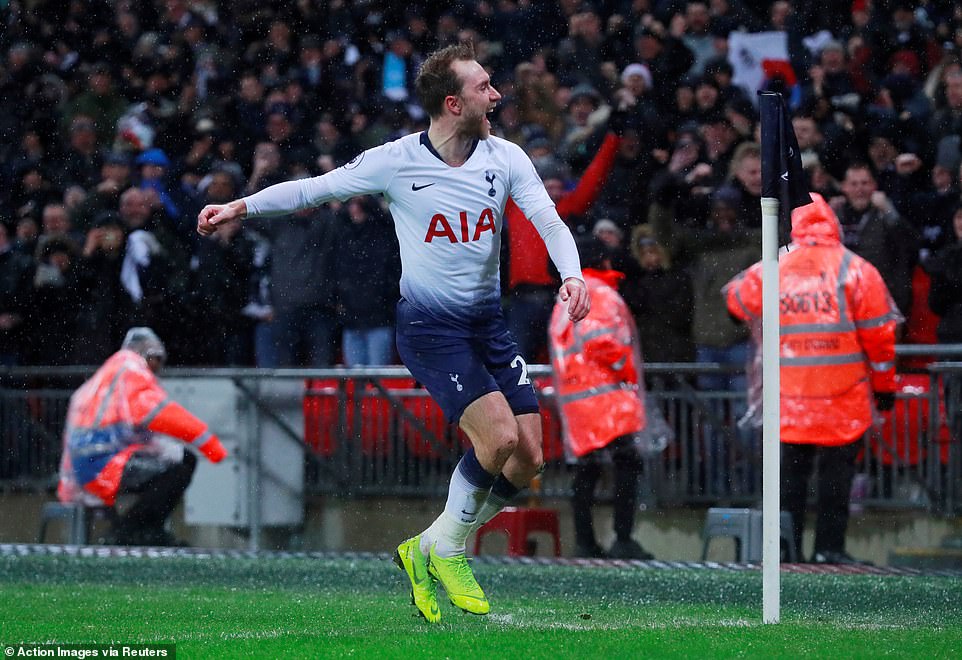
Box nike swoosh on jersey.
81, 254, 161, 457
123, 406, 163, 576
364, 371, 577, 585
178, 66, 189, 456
411, 182, 436, 191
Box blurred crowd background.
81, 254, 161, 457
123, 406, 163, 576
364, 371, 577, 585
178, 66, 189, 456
2, 0, 962, 370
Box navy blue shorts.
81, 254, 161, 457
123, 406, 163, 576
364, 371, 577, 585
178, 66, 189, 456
395, 299, 540, 423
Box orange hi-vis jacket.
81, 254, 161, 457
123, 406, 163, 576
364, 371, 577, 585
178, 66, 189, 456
549, 268, 646, 458
57, 349, 227, 506
724, 193, 899, 446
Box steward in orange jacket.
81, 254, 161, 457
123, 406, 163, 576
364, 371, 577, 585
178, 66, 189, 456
724, 193, 900, 564
57, 327, 227, 545
548, 236, 653, 560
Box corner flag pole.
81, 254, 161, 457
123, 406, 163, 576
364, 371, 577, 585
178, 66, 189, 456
758, 91, 809, 625
760, 193, 780, 625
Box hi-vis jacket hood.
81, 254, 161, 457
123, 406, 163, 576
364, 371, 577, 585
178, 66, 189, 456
789, 192, 842, 247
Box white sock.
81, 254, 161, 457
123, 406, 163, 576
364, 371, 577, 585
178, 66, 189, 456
420, 451, 495, 557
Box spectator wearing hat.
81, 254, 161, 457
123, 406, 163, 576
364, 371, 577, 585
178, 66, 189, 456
592, 218, 634, 275
831, 162, 920, 318
560, 83, 609, 173
135, 147, 189, 234
800, 39, 861, 123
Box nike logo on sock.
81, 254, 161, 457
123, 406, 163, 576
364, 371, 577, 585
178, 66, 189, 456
412, 182, 435, 191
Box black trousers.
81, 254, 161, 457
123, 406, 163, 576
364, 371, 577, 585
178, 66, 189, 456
571, 435, 642, 547
781, 440, 861, 559
115, 450, 197, 540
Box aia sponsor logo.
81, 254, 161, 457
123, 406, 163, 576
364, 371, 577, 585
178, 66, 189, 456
424, 208, 496, 243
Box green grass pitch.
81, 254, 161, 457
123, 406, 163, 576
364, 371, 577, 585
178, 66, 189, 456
1, 552, 960, 658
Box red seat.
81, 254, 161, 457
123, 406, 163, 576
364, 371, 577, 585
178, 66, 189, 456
873, 374, 950, 466
473, 506, 561, 556
302, 378, 341, 457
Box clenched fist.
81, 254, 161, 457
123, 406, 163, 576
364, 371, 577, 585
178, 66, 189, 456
197, 200, 246, 236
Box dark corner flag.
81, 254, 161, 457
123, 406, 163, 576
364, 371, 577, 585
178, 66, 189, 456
758, 91, 810, 246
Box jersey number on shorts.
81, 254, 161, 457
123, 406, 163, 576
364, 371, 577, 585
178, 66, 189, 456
511, 355, 530, 386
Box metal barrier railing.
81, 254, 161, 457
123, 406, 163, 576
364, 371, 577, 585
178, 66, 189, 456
2, 356, 960, 515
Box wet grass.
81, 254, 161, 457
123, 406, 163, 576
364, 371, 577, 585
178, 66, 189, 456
0, 554, 960, 658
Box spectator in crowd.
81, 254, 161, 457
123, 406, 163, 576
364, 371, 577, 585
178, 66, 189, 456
649, 172, 759, 392
592, 218, 632, 275
679, 0, 722, 77
74, 212, 133, 365
59, 62, 128, 149
560, 84, 609, 173
189, 172, 259, 366
549, 235, 654, 560
246, 203, 338, 368
55, 115, 105, 191
621, 225, 694, 367
38, 202, 84, 251
929, 69, 962, 143
928, 204, 962, 343
725, 194, 899, 564
0, 222, 36, 366
134, 148, 185, 230
714, 142, 763, 228
26, 236, 80, 366
73, 151, 134, 231
900, 136, 961, 263
57, 327, 228, 546
831, 162, 919, 318
330, 197, 401, 367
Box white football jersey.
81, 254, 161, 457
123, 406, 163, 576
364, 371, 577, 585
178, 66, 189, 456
243, 132, 581, 323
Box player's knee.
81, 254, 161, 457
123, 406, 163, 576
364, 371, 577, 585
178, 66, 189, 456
494, 434, 519, 464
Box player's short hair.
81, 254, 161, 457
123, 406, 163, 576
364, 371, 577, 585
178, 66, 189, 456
415, 41, 476, 118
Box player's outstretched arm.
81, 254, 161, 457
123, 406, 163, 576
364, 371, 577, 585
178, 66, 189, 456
559, 277, 590, 322
197, 199, 247, 236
